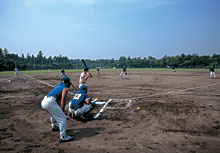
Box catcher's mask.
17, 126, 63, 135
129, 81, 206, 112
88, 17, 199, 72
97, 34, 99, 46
79, 85, 88, 93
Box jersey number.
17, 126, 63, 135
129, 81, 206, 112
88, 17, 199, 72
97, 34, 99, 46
73, 94, 82, 100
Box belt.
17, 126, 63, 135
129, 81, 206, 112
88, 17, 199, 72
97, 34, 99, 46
46, 95, 56, 100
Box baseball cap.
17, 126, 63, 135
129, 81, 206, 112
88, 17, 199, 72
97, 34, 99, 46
62, 76, 72, 84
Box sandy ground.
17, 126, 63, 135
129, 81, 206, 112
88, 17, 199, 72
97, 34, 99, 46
0, 70, 220, 153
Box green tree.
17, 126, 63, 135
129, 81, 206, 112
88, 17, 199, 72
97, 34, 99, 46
0, 48, 4, 59
3, 48, 8, 58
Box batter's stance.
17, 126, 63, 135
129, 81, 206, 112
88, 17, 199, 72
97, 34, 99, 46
41, 76, 74, 142
79, 66, 92, 88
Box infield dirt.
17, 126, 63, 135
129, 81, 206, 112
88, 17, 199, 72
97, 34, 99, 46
0, 70, 219, 153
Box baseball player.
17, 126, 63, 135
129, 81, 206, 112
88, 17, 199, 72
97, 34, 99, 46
68, 85, 95, 120
172, 66, 176, 75
209, 67, 216, 79
41, 76, 74, 142
58, 69, 66, 80
14, 67, 19, 79
79, 66, 92, 88
119, 66, 127, 77
96, 67, 100, 75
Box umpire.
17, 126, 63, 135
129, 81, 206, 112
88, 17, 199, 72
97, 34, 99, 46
41, 76, 74, 142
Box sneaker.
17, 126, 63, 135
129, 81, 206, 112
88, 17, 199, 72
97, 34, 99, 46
52, 125, 59, 132
60, 135, 74, 142
69, 113, 75, 118
79, 115, 89, 120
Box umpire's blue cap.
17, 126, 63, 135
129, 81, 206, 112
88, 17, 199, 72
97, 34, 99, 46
61, 76, 72, 86
61, 76, 71, 81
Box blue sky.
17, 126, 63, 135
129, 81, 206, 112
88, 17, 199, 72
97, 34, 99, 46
0, 0, 219, 59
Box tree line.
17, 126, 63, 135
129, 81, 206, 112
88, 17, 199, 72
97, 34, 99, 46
0, 48, 219, 71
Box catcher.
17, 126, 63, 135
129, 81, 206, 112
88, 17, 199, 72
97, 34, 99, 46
68, 85, 95, 120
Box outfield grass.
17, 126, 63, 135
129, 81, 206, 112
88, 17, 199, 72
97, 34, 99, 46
0, 68, 218, 75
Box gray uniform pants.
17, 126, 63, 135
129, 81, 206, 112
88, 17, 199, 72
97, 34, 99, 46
69, 102, 95, 117
41, 96, 66, 138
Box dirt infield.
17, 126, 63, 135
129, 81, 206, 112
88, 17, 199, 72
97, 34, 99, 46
0, 70, 220, 153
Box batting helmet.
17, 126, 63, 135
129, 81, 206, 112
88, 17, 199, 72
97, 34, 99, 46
84, 66, 89, 71
61, 69, 65, 73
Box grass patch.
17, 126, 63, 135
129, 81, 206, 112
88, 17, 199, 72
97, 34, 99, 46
0, 68, 218, 75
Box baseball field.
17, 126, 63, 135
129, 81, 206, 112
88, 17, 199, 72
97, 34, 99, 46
0, 69, 219, 153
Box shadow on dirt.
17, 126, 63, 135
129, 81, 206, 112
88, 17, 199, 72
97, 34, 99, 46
67, 127, 105, 141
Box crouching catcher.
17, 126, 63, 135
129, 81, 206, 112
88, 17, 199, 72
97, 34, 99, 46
69, 85, 95, 120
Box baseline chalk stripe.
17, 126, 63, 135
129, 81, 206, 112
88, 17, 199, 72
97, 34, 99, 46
0, 78, 13, 82
24, 74, 55, 88
105, 99, 132, 110
125, 82, 220, 108
23, 74, 75, 95
23, 73, 220, 110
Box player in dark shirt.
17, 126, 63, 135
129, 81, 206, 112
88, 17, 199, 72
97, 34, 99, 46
172, 66, 176, 75
119, 66, 127, 77
209, 67, 216, 79
69, 85, 95, 119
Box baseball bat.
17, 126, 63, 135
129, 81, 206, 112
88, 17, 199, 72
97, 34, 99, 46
81, 59, 92, 77
81, 59, 88, 68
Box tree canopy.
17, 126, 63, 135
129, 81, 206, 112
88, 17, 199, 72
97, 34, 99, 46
0, 48, 219, 71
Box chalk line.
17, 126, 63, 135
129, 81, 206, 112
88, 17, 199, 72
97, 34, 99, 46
125, 82, 220, 108
23, 73, 220, 110
23, 74, 75, 95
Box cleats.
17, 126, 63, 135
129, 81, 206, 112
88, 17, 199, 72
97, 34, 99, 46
60, 135, 74, 142
52, 125, 59, 132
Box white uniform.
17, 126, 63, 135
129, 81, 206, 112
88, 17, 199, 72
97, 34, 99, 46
41, 96, 66, 138
119, 67, 127, 77
58, 73, 65, 80
79, 72, 88, 88
14, 68, 19, 78
210, 67, 216, 79
210, 72, 216, 78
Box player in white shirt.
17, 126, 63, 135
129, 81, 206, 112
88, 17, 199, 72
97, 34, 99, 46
79, 66, 92, 88
14, 67, 19, 79
58, 69, 66, 80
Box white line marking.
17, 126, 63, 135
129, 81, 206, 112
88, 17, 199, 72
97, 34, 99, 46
23, 74, 75, 95
99, 99, 112, 113
23, 73, 220, 110
125, 82, 220, 108
0, 78, 11, 82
